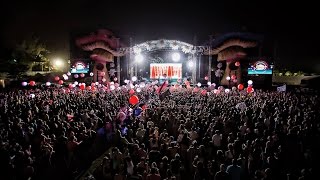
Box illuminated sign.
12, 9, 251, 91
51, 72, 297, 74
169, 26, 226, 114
248, 61, 272, 75
150, 63, 182, 79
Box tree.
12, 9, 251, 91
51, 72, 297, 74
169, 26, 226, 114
3, 36, 50, 79
285, 71, 292, 76
296, 71, 305, 76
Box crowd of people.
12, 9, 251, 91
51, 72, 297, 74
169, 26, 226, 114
0, 83, 319, 180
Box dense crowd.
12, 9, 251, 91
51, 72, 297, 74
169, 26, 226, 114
0, 85, 319, 180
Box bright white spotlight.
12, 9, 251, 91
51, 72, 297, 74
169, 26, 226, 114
225, 89, 230, 93
197, 82, 201, 87
226, 76, 231, 81
248, 80, 253, 85
188, 61, 194, 68
132, 76, 137, 82
135, 54, 144, 62
172, 52, 180, 62
133, 47, 141, 54
207, 82, 212, 86
53, 58, 64, 67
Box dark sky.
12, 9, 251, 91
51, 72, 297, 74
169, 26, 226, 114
1, 0, 319, 72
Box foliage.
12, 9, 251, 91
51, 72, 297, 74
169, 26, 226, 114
1, 36, 50, 79
13, 36, 50, 63
285, 71, 292, 76
273, 69, 305, 77
296, 71, 305, 76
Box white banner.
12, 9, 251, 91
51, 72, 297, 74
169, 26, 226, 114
150, 63, 182, 79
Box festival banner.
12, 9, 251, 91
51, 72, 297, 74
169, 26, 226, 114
150, 63, 182, 79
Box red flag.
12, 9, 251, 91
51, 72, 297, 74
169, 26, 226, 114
156, 80, 168, 95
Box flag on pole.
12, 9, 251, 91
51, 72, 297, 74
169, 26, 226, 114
277, 84, 286, 92
156, 80, 168, 95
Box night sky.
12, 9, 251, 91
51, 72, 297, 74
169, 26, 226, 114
1, 0, 319, 72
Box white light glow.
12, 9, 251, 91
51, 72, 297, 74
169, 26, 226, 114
133, 47, 141, 54
172, 52, 181, 62
226, 76, 231, 81
197, 82, 201, 87
188, 61, 194, 68
132, 76, 137, 82
135, 54, 144, 62
207, 82, 212, 86
53, 58, 64, 67
248, 80, 253, 85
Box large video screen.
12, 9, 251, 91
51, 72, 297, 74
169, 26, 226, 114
70, 60, 90, 73
248, 61, 273, 75
150, 63, 182, 79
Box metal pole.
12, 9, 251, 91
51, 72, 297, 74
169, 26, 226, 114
117, 56, 120, 83
129, 37, 133, 79
135, 63, 137, 77
198, 55, 201, 79
192, 54, 196, 85
116, 38, 121, 83
208, 35, 213, 82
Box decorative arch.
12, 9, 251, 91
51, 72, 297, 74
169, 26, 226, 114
75, 30, 261, 85
129, 39, 196, 54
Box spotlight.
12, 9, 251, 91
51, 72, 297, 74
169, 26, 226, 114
248, 80, 253, 85
133, 47, 141, 54
172, 52, 180, 62
135, 54, 144, 62
188, 61, 194, 68
132, 76, 137, 82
